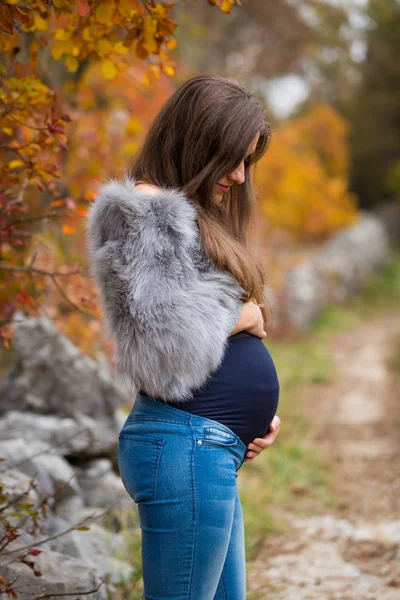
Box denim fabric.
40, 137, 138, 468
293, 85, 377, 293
118, 393, 248, 600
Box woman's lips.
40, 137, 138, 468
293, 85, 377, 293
218, 184, 231, 192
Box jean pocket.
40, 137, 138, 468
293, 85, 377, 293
118, 433, 164, 503
202, 426, 238, 447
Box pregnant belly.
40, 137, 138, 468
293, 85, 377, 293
168, 331, 280, 446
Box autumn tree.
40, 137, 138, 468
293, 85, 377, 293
0, 0, 241, 349
256, 104, 358, 240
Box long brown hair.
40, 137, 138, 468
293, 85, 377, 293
127, 74, 272, 326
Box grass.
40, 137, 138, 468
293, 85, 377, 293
109, 249, 400, 593
105, 508, 144, 600
391, 334, 400, 372
239, 335, 336, 561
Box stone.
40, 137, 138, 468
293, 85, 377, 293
0, 548, 107, 600
281, 212, 390, 329
0, 410, 120, 458
0, 314, 132, 428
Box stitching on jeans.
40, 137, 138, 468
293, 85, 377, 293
151, 439, 164, 502
118, 436, 164, 503
186, 415, 197, 599
190, 415, 197, 523
125, 416, 189, 425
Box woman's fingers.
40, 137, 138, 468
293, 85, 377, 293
245, 415, 282, 460
269, 415, 281, 431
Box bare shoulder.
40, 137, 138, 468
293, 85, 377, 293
134, 182, 164, 196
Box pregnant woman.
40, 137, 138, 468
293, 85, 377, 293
86, 74, 281, 600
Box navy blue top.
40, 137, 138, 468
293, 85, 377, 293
141, 331, 280, 446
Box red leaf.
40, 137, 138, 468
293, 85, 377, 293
0, 5, 14, 35
27, 548, 43, 556
74, 0, 91, 17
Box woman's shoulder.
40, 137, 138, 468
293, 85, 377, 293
86, 175, 198, 247
92, 176, 194, 214
134, 182, 164, 195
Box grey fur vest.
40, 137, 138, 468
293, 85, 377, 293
85, 176, 246, 402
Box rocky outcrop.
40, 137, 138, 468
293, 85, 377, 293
277, 212, 390, 330
0, 315, 135, 599
0, 314, 130, 421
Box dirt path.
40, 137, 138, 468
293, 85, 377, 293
247, 309, 400, 599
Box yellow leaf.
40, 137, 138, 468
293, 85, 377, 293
51, 41, 69, 60
101, 59, 117, 80
65, 55, 79, 72
150, 64, 160, 79
54, 29, 70, 41
9, 159, 24, 169
143, 72, 151, 88
159, 48, 170, 61
143, 15, 157, 34
115, 61, 128, 73
166, 39, 178, 50
143, 34, 157, 54
119, 0, 134, 13
82, 27, 93, 42
33, 13, 48, 31
2, 127, 13, 135
118, 0, 137, 18
163, 64, 175, 76
96, 4, 113, 24
150, 4, 168, 19
220, 0, 233, 13
126, 116, 142, 136
97, 39, 112, 57
114, 41, 128, 55
122, 141, 139, 155
88, 25, 98, 39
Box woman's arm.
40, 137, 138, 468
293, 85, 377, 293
85, 177, 247, 402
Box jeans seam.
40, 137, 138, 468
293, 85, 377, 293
190, 415, 197, 523
126, 416, 189, 425
187, 414, 197, 599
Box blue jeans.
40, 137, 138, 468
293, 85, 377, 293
118, 393, 248, 600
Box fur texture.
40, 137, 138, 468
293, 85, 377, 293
85, 176, 246, 402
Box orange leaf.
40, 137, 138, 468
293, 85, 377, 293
166, 39, 178, 50
62, 225, 76, 235
84, 189, 97, 201
12, 6, 31, 25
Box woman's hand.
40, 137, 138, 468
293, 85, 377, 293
231, 300, 266, 339
244, 415, 281, 462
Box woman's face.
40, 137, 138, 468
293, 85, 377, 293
213, 131, 261, 202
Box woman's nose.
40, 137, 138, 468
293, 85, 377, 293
227, 161, 245, 185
